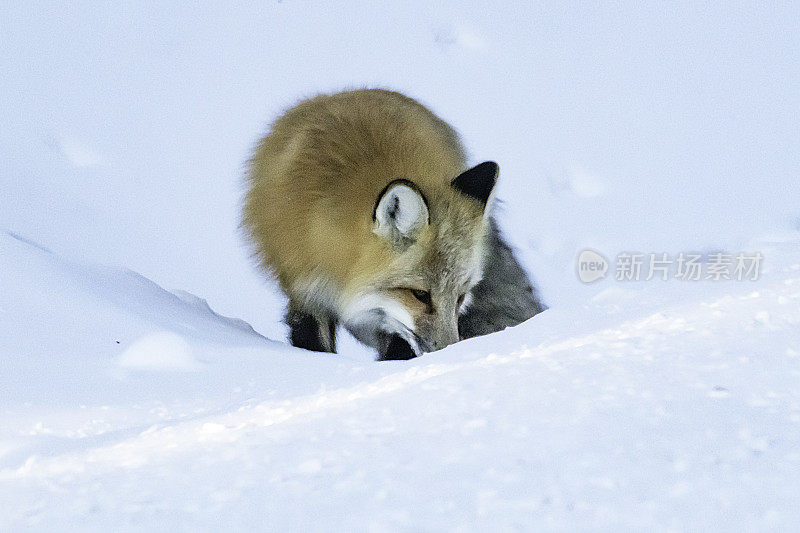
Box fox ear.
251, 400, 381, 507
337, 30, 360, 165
451, 161, 498, 208
374, 180, 429, 243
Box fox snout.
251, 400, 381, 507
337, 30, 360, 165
429, 329, 460, 351
414, 311, 461, 352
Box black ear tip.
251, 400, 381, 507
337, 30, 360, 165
481, 161, 499, 185
480, 161, 499, 173
450, 160, 499, 206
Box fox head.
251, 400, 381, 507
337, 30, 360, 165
343, 161, 498, 360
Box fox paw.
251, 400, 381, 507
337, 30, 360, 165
377, 333, 419, 361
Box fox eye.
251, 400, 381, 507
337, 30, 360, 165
410, 289, 432, 305
457, 293, 466, 307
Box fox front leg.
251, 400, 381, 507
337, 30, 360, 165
344, 308, 428, 361
376, 331, 417, 361
285, 306, 337, 353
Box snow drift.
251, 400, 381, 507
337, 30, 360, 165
2, 230, 799, 530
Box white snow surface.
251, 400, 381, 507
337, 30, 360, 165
2, 230, 800, 531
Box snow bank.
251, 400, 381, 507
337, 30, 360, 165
2, 231, 799, 530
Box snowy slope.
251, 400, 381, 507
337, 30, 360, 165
2, 230, 799, 531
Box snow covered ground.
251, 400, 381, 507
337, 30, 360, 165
2, 231, 800, 531
3, 2, 800, 531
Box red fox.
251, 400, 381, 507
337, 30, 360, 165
243, 89, 543, 360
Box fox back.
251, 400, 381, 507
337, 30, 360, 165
243, 89, 500, 359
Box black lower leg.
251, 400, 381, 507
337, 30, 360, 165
286, 308, 336, 353
377, 333, 417, 361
